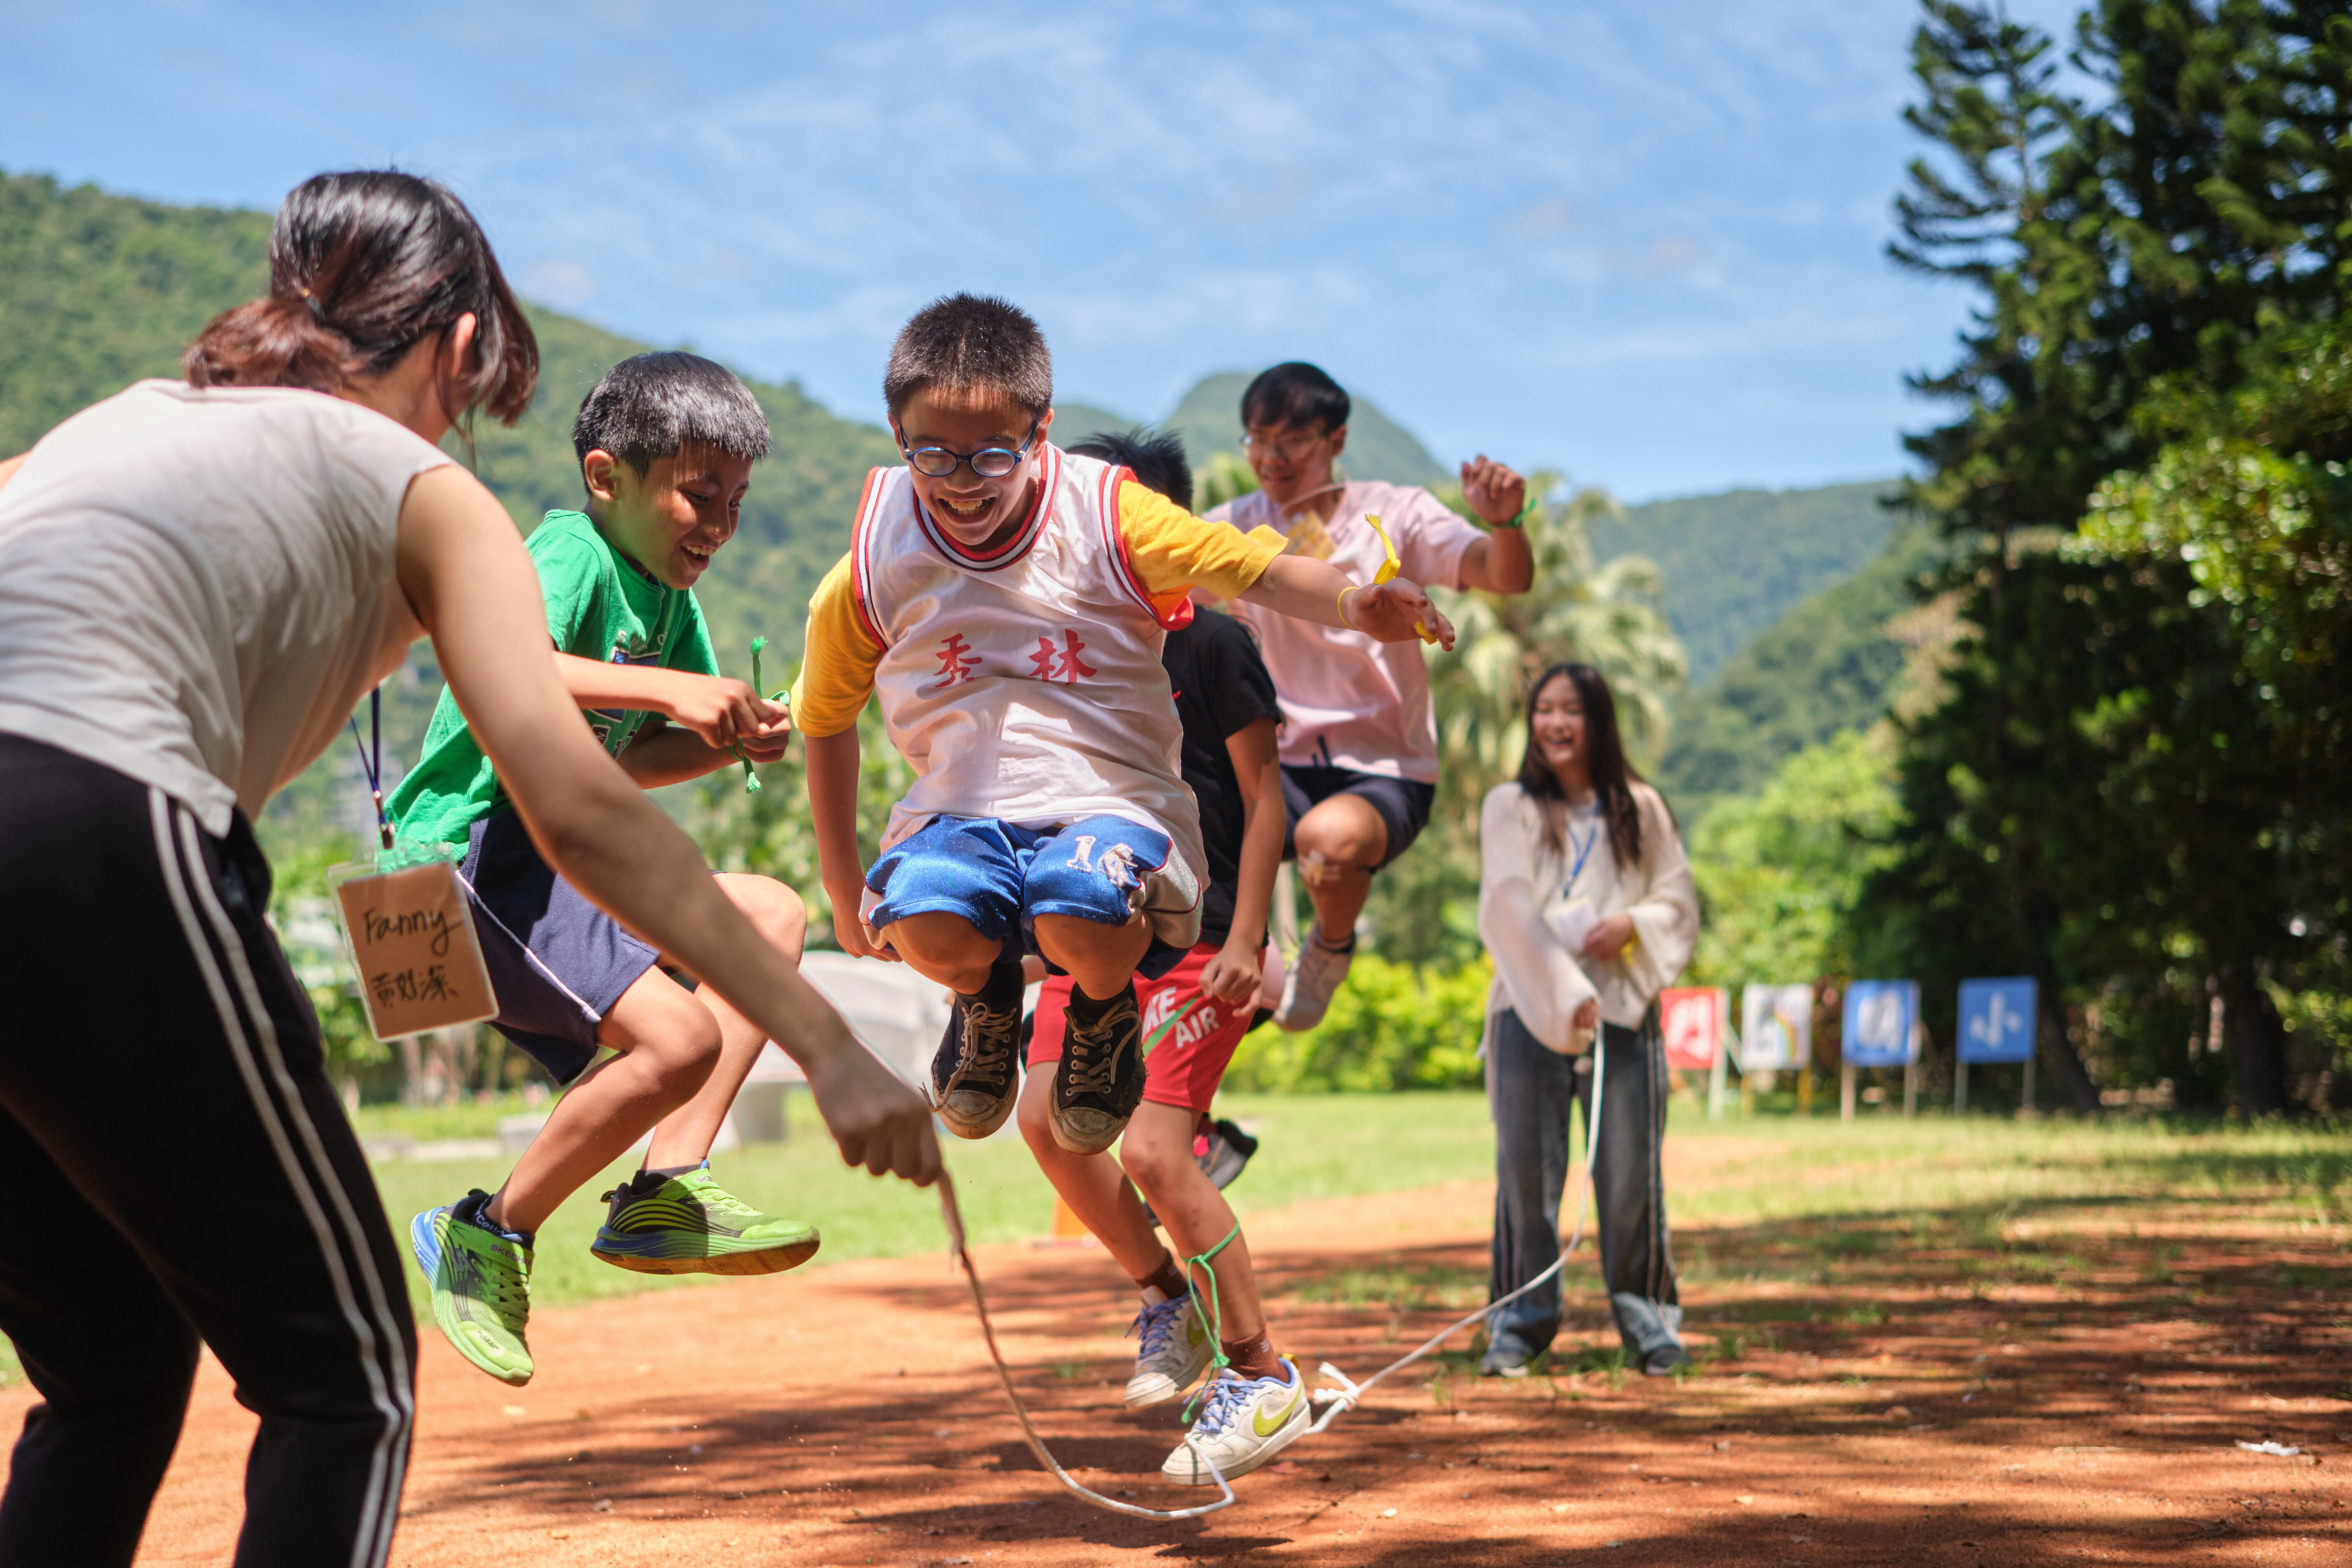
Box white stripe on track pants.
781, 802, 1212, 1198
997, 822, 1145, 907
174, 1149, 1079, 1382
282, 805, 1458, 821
0, 734, 416, 1568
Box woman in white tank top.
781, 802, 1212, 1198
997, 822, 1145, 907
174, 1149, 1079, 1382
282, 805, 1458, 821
0, 170, 936, 1568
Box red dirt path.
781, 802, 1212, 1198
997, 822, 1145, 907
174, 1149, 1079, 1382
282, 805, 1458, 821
6, 1171, 2345, 1566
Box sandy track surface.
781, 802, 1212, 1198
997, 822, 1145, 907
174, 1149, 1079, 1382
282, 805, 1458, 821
5, 1170, 2345, 1566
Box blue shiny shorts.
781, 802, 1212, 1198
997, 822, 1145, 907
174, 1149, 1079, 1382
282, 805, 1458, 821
866, 814, 1195, 979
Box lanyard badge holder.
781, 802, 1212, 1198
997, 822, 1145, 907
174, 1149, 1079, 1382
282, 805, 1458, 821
326, 689, 500, 1041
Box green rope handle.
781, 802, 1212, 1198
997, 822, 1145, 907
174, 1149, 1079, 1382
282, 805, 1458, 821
1178, 1219, 1243, 1423
734, 636, 790, 792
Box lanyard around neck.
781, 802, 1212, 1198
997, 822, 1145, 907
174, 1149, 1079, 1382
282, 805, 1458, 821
345, 687, 393, 851
1562, 811, 1600, 896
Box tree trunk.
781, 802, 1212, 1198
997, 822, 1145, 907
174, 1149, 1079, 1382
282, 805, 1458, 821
2219, 960, 2289, 1116
2035, 976, 2103, 1113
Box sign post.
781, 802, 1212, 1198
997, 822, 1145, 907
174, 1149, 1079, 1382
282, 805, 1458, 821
1739, 985, 1813, 1115
1661, 987, 1729, 1120
1957, 977, 2038, 1116
1841, 981, 1921, 1123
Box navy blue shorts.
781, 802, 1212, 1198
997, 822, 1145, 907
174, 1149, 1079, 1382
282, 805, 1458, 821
457, 810, 661, 1085
1281, 765, 1437, 870
866, 814, 1198, 980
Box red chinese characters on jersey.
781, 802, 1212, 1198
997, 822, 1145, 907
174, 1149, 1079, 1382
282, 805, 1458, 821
929, 633, 981, 692
1029, 630, 1097, 684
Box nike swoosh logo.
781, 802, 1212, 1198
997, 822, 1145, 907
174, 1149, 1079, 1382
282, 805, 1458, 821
1252, 1384, 1305, 1438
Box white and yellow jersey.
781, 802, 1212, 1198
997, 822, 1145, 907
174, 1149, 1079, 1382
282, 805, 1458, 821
795, 445, 1286, 889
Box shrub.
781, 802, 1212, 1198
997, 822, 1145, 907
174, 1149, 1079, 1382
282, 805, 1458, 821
1226, 955, 1492, 1093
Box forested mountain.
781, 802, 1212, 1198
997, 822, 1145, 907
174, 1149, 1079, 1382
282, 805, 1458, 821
1592, 479, 1903, 687
1655, 522, 1946, 816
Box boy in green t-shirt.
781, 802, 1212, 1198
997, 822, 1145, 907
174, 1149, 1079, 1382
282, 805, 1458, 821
389, 352, 811, 1387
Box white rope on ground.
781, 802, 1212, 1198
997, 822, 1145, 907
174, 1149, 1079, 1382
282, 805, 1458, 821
935, 1168, 1238, 1521
1306, 1030, 1605, 1433
938, 1031, 1609, 1521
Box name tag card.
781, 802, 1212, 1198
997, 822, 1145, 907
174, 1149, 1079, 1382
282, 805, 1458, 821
329, 853, 499, 1041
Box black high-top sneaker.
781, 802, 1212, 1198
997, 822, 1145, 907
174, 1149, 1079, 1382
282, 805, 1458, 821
1049, 980, 1145, 1153
930, 961, 1025, 1138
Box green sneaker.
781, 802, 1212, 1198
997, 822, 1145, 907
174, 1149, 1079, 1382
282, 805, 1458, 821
409, 1191, 534, 1386
590, 1166, 821, 1277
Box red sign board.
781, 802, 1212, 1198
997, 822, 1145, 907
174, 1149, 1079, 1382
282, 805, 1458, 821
1660, 986, 1726, 1071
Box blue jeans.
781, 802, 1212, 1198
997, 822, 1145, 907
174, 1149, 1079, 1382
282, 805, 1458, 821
1485, 1006, 1684, 1362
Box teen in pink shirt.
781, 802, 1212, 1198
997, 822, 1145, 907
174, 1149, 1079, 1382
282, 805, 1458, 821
1205, 363, 1533, 1027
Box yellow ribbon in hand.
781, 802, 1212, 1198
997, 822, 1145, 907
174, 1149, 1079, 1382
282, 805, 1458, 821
1361, 513, 1435, 643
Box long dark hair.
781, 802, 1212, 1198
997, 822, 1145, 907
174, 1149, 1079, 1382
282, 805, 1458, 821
183, 171, 537, 433
1516, 661, 1648, 868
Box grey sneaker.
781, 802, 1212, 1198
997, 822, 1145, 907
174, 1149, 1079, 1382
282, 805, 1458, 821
1049, 982, 1144, 1154
1480, 1343, 1533, 1379
1643, 1343, 1694, 1378
930, 963, 1023, 1139
1273, 933, 1355, 1031
1124, 1293, 1214, 1409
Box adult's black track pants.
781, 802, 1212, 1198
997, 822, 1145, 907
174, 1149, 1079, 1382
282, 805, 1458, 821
0, 735, 416, 1568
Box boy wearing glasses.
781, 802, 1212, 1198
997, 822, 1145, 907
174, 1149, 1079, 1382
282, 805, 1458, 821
796, 295, 1452, 1166
1205, 362, 1532, 1029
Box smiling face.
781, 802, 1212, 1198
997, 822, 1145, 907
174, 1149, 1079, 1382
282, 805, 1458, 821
1529, 671, 1591, 794
893, 387, 1053, 553
1243, 417, 1347, 512
582, 443, 754, 590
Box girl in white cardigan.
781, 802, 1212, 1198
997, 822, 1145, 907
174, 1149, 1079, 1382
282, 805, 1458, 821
1475, 661, 1698, 1377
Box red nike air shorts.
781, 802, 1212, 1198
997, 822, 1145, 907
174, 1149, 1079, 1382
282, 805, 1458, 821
1028, 942, 1251, 1114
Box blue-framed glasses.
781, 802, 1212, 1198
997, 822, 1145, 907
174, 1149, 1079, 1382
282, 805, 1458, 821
900, 416, 1041, 480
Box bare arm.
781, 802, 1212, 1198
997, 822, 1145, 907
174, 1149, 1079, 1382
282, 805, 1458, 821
804, 726, 891, 961
1454, 455, 1535, 595
1199, 715, 1285, 1005
616, 720, 781, 788
395, 466, 935, 1184
0, 453, 26, 495
553, 652, 787, 751
1240, 554, 1458, 651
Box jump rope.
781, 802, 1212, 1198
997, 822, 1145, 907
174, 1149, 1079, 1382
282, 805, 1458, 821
927, 1031, 1608, 1523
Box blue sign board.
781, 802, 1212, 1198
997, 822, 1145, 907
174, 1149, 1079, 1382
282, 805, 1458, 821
1842, 980, 1919, 1068
1958, 977, 2038, 1064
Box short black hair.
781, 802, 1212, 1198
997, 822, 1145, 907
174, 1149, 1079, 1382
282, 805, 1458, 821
883, 293, 1053, 420
1067, 427, 1193, 509
572, 351, 772, 477
1240, 361, 1350, 436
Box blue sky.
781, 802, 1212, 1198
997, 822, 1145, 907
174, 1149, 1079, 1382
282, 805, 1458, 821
4, 0, 2080, 502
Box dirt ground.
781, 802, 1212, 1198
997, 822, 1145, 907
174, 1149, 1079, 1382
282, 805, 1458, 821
7, 1151, 2347, 1566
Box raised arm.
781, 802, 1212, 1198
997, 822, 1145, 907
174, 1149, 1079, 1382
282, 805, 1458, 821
1455, 456, 1534, 595
394, 465, 936, 1184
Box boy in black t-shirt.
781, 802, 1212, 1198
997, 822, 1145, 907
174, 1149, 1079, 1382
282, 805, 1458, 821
1016, 429, 1308, 1484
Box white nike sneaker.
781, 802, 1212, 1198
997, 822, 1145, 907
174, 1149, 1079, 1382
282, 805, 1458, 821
1162, 1359, 1312, 1485
1124, 1293, 1215, 1410
1272, 934, 1354, 1031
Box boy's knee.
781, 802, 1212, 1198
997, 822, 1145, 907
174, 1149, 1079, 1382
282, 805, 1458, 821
889, 910, 998, 968
1294, 802, 1383, 870
1116, 1120, 1193, 1190
720, 874, 807, 959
